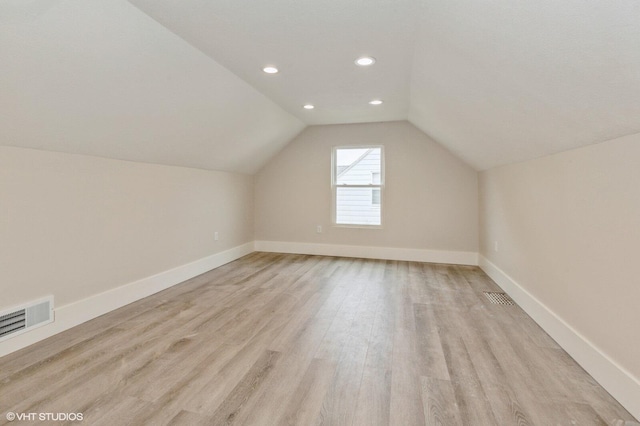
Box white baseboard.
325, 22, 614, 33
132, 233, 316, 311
479, 255, 640, 421
254, 240, 478, 265
0, 242, 254, 358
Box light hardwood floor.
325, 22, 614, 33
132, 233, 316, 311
0, 253, 637, 425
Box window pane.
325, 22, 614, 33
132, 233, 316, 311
372, 188, 381, 205
372, 172, 381, 185
336, 187, 381, 225
336, 148, 381, 185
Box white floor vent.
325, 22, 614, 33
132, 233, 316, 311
0, 296, 53, 343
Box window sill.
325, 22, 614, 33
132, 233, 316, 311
333, 223, 384, 230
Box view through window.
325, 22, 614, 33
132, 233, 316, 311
333, 146, 383, 226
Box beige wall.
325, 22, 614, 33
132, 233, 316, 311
479, 132, 640, 380
254, 121, 478, 252
0, 146, 253, 311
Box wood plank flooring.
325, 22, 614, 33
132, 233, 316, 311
0, 252, 637, 425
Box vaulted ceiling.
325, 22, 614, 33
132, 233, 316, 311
2, 0, 639, 173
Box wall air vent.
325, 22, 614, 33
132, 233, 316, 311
0, 296, 53, 343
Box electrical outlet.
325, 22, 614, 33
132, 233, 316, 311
494, 241, 499, 252
316, 225, 322, 234
214, 232, 219, 241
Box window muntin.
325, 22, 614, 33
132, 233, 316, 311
332, 146, 384, 226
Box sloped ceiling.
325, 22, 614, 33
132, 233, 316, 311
409, 0, 640, 170
2, 0, 639, 172
0, 0, 305, 174
128, 0, 420, 126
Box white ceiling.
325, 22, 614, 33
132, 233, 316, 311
0, 0, 304, 174
2, 0, 639, 172
128, 0, 420, 126
409, 0, 640, 170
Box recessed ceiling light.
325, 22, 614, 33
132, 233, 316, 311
355, 56, 376, 66
303, 104, 315, 110
262, 66, 279, 74
369, 99, 383, 105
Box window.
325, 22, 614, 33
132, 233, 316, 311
332, 146, 384, 226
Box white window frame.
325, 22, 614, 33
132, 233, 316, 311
331, 145, 385, 228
